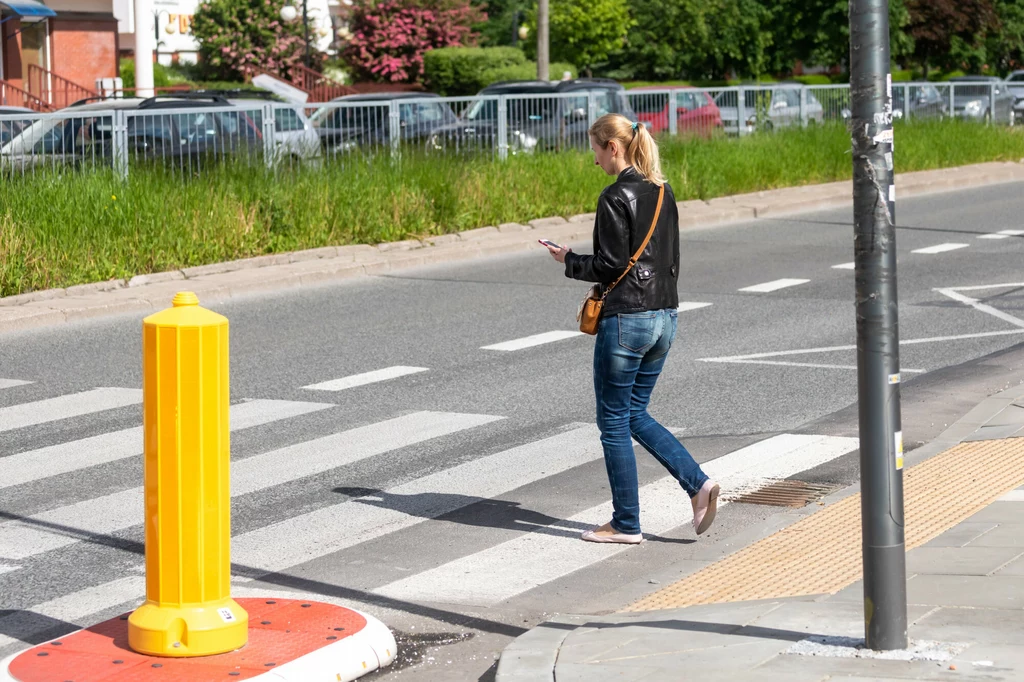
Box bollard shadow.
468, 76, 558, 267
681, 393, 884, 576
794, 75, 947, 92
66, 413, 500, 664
579, 617, 829, 643
332, 486, 693, 545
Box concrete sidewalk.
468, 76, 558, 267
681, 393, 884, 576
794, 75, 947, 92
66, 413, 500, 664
2, 161, 1023, 336
496, 387, 1024, 681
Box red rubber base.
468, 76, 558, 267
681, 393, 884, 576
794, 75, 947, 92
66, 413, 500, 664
6, 598, 368, 681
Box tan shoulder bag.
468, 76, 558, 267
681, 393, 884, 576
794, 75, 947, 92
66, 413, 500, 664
577, 184, 665, 335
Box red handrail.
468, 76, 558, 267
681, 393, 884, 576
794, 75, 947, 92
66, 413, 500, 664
27, 65, 97, 110
0, 79, 53, 112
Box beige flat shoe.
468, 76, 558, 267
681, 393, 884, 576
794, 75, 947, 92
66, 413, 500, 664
692, 480, 720, 536
581, 522, 643, 544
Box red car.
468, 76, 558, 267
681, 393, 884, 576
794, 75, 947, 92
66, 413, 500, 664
629, 86, 723, 136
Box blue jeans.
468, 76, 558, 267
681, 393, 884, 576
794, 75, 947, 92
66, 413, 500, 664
594, 309, 709, 535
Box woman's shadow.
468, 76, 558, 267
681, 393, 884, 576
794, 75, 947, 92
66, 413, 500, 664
333, 486, 693, 544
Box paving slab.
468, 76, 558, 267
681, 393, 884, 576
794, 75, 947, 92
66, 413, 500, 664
906, 546, 1024, 576
913, 606, 1024, 645
965, 524, 1024, 548
905, 574, 1024, 609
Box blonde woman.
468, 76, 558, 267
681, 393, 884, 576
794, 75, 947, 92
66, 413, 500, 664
543, 114, 719, 543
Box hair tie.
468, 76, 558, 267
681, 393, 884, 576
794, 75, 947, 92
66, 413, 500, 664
631, 121, 639, 133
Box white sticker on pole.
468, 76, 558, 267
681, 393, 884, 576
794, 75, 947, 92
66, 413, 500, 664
873, 128, 893, 146
889, 185, 895, 202
887, 73, 892, 99
894, 430, 904, 470
885, 151, 893, 170
888, 373, 901, 385
218, 608, 236, 623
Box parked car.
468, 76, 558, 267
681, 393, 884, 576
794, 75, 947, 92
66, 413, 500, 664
428, 78, 638, 154
1, 95, 262, 171
716, 85, 824, 135
841, 82, 949, 122
948, 76, 1016, 125
628, 86, 722, 136
1006, 70, 1024, 114
191, 89, 321, 161
0, 106, 37, 145
308, 92, 458, 154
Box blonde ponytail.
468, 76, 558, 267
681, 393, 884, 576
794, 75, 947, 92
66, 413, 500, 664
588, 113, 666, 186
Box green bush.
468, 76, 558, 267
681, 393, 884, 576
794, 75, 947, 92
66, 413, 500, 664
788, 74, 833, 85
424, 47, 528, 95
118, 58, 177, 89
479, 61, 578, 87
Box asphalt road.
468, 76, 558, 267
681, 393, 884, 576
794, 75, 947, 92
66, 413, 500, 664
1, 180, 1023, 680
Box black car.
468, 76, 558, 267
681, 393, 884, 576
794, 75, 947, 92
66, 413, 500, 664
308, 92, 459, 154
428, 79, 639, 154
1, 95, 263, 171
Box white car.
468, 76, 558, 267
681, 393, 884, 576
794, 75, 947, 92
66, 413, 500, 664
1006, 70, 1024, 113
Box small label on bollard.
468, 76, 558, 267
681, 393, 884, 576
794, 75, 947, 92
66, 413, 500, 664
219, 608, 236, 623
894, 430, 904, 470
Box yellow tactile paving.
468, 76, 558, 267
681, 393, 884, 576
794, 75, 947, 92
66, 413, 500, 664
625, 437, 1024, 612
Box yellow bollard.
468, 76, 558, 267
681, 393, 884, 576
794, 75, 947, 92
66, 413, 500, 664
128, 291, 248, 657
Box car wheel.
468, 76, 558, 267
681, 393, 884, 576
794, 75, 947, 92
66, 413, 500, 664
984, 109, 992, 125
1010, 109, 1016, 127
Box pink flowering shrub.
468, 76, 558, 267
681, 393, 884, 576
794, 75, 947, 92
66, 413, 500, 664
192, 0, 326, 81
341, 0, 483, 83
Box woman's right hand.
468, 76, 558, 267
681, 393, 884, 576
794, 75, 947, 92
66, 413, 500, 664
545, 244, 571, 264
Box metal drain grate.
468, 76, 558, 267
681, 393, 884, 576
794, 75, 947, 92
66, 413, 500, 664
726, 479, 840, 508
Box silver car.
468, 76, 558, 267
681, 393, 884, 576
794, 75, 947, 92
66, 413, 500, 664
1006, 70, 1024, 114
716, 86, 824, 135
949, 76, 1016, 125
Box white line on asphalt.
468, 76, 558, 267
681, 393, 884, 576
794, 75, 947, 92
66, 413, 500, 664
997, 490, 1024, 502
0, 576, 145, 652
706, 359, 927, 373
0, 388, 142, 434
677, 302, 713, 312
0, 563, 18, 576
0, 411, 502, 562
944, 282, 1024, 293
303, 366, 429, 392
232, 425, 604, 577
911, 243, 969, 254
831, 262, 856, 270
935, 286, 1024, 329
0, 399, 334, 491
481, 331, 584, 351
738, 279, 810, 293
977, 230, 1024, 240
699, 329, 1024, 364
0, 379, 32, 391
374, 434, 859, 607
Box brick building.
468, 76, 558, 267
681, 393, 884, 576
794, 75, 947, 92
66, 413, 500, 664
1, 0, 119, 110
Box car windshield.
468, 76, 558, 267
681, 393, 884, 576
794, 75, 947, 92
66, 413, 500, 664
464, 95, 559, 122
632, 93, 668, 113
311, 103, 389, 129
1009, 73, 1024, 82
3, 112, 114, 155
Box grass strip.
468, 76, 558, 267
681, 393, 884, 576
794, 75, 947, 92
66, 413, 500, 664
1, 120, 1021, 298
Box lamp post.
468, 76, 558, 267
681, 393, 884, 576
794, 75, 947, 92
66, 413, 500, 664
280, 1, 311, 69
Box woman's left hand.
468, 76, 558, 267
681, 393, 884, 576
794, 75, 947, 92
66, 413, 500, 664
545, 244, 571, 264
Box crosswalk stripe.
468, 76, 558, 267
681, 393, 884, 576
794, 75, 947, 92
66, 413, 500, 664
0, 388, 142, 434
302, 366, 429, 392
374, 434, 858, 607
0, 576, 145, 652
481, 331, 584, 351
0, 411, 502, 562
831, 262, 856, 270
0, 379, 32, 391
0, 400, 334, 491
912, 242, 969, 254
0, 563, 18, 576
232, 425, 603, 577
677, 302, 713, 312
738, 278, 810, 293
977, 230, 1024, 240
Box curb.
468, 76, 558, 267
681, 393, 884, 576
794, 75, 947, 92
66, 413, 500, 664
492, 382, 1024, 682
2, 161, 1023, 336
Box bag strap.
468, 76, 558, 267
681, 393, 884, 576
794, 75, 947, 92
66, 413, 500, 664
601, 183, 665, 302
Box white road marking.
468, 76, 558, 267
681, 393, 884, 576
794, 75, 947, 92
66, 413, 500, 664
0, 576, 145, 651
0, 399, 334, 491
700, 329, 1024, 366
935, 286, 1024, 329
0, 388, 142, 434
738, 279, 810, 293
911, 243, 969, 254
0, 411, 502, 562
831, 262, 856, 270
711, 359, 926, 373
481, 331, 584, 351
0, 563, 18, 576
997, 490, 1024, 502
232, 425, 604, 577
977, 230, 1024, 240
0, 379, 32, 390
303, 366, 429, 392
374, 434, 858, 607
677, 302, 713, 312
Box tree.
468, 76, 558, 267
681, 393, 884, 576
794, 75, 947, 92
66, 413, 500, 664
905, 0, 999, 76
986, 0, 1024, 73
523, 0, 632, 75
192, 0, 318, 81
341, 0, 484, 83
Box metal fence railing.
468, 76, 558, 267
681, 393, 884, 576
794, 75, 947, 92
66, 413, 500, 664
0, 82, 1018, 179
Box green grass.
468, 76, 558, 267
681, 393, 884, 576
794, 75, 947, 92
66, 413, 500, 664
2, 120, 1022, 297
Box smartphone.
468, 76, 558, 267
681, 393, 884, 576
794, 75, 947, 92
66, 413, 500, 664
538, 239, 563, 250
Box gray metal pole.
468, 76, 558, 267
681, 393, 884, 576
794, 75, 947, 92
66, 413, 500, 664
537, 0, 549, 81
848, 0, 908, 651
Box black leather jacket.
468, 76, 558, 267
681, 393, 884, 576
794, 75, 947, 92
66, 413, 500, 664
564, 167, 679, 317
